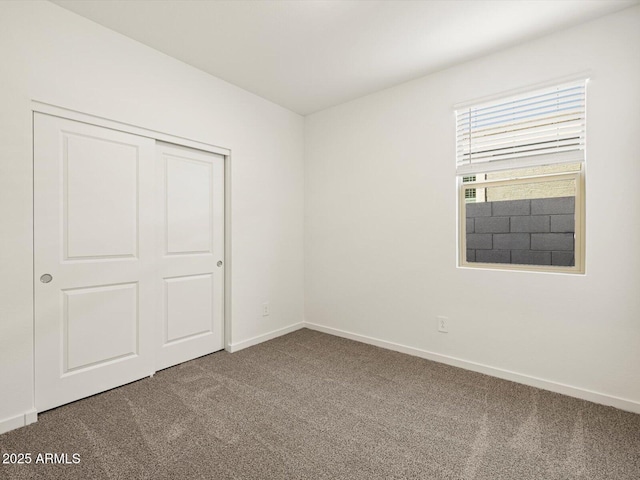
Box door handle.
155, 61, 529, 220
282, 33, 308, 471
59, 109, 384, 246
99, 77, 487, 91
40, 274, 53, 283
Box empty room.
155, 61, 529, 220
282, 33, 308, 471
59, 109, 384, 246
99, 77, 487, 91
0, 1, 639, 478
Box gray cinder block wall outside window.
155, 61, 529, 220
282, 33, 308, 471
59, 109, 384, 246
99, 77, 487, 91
466, 197, 575, 266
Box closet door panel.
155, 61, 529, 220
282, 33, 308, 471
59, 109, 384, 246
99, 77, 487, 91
156, 143, 224, 370
34, 113, 156, 412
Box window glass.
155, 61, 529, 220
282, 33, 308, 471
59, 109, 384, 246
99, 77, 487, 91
463, 169, 577, 267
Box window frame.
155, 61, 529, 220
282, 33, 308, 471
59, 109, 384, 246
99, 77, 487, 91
455, 77, 588, 274
458, 168, 585, 274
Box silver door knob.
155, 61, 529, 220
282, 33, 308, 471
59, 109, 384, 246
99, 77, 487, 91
217, 261, 223, 267
40, 274, 53, 283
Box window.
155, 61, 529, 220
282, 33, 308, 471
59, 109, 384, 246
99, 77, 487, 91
456, 80, 586, 273
462, 176, 477, 202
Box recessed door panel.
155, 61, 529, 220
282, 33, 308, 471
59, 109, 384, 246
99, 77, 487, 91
166, 156, 212, 255
65, 134, 138, 259
165, 274, 213, 344
65, 283, 138, 372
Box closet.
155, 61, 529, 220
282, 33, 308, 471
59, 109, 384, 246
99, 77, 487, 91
33, 112, 225, 412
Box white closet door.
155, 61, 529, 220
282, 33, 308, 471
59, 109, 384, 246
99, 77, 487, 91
34, 113, 156, 412
156, 143, 224, 370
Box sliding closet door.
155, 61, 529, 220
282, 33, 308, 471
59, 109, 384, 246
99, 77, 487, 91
34, 113, 156, 412
156, 143, 224, 370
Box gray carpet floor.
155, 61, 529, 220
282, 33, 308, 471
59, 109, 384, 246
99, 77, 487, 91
1, 328, 638, 479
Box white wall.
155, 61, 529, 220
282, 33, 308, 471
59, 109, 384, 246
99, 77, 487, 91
305, 7, 640, 409
0, 1, 304, 430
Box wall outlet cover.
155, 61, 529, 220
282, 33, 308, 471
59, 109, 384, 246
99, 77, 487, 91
437, 315, 448, 333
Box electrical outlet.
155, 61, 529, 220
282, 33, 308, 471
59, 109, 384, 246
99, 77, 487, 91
262, 303, 270, 317
437, 315, 448, 333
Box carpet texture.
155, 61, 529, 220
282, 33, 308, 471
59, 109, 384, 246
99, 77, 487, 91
1, 328, 638, 479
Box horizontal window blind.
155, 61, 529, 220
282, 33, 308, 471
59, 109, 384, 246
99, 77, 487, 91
456, 81, 586, 175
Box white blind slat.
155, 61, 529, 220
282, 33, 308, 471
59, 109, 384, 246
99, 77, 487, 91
456, 110, 585, 135
455, 150, 584, 176
457, 86, 584, 120
462, 105, 585, 131
459, 140, 584, 163
456, 80, 586, 173
458, 97, 584, 127
457, 84, 584, 118
459, 133, 584, 155
457, 121, 585, 149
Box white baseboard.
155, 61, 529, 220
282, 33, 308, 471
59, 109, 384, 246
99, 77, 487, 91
0, 409, 38, 435
25, 409, 38, 426
227, 322, 305, 353
3, 322, 635, 438
304, 322, 640, 415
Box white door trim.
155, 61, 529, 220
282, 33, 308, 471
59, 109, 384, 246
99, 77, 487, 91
31, 101, 230, 157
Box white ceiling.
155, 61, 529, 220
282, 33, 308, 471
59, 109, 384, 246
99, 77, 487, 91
51, 0, 638, 115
